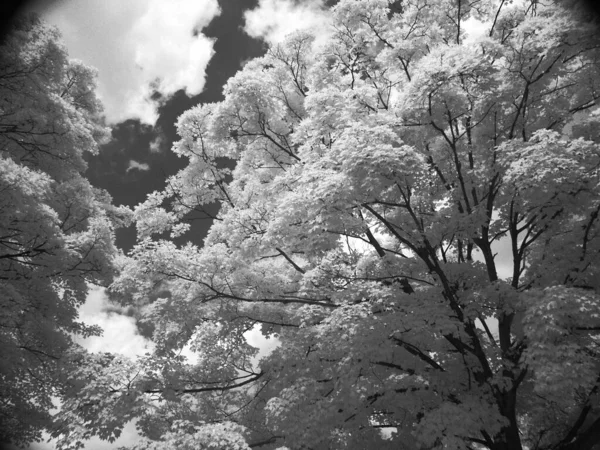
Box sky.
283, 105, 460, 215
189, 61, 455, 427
0, 0, 333, 448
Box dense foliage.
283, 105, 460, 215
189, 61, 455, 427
42, 0, 600, 449
0, 15, 129, 446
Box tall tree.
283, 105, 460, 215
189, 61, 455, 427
0, 15, 130, 446
55, 1, 600, 449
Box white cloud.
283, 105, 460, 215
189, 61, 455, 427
15, 287, 154, 449
126, 159, 150, 172
244, 0, 332, 45
149, 133, 165, 153
35, 0, 220, 125
23, 421, 140, 450
244, 324, 280, 368
76, 285, 153, 358
463, 17, 489, 43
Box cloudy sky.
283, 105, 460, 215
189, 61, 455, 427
21, 0, 335, 254
1, 0, 333, 448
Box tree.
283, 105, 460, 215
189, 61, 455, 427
53, 0, 600, 449
0, 15, 130, 446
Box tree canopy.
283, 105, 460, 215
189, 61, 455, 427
26, 0, 600, 449
0, 15, 130, 446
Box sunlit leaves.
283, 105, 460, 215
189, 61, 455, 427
104, 1, 600, 449
0, 14, 128, 446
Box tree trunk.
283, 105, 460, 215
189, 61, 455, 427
493, 389, 523, 450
